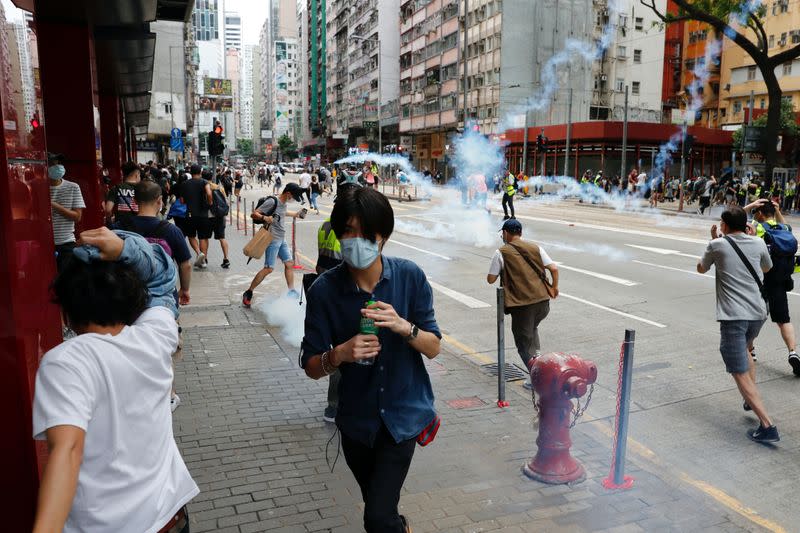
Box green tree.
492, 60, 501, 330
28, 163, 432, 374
276, 134, 298, 160
642, 0, 800, 185
732, 98, 799, 147
237, 138, 254, 156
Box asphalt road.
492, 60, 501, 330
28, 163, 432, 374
233, 180, 799, 529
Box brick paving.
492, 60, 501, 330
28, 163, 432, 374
172, 303, 764, 532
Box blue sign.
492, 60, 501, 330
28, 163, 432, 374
170, 128, 184, 151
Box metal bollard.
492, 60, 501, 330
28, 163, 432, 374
602, 329, 636, 490
236, 198, 240, 231
244, 199, 248, 236
496, 287, 508, 408
251, 201, 255, 235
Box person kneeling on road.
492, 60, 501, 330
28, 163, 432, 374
697, 206, 779, 443
486, 218, 559, 389
32, 227, 198, 532
242, 183, 306, 307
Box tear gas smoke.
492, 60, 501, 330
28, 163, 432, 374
258, 294, 306, 348
334, 153, 435, 196
450, 127, 506, 182
733, 0, 763, 25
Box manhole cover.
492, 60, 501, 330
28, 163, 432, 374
446, 396, 486, 409
479, 363, 528, 382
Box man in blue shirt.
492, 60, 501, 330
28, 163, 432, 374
300, 187, 441, 533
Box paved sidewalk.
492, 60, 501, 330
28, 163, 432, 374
172, 302, 765, 532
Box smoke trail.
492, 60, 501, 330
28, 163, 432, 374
732, 0, 763, 25
258, 294, 306, 348
450, 125, 506, 181
500, 0, 621, 130
334, 152, 435, 196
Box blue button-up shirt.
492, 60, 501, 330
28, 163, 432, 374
301, 256, 441, 447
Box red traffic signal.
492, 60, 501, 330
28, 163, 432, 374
30, 113, 41, 129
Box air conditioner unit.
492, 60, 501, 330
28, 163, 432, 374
779, 39, 787, 46
601, 75, 608, 81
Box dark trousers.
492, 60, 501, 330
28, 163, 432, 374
502, 193, 515, 217
341, 426, 415, 533
699, 195, 711, 214
510, 300, 550, 368
55, 242, 76, 273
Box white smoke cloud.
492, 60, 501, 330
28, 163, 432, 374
257, 293, 306, 348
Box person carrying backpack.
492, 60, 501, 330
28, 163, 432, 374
104, 161, 141, 225
113, 180, 193, 412
746, 198, 800, 374
203, 170, 231, 268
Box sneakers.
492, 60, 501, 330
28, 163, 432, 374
170, 394, 181, 412
221, 259, 230, 269
323, 406, 337, 423
788, 351, 800, 376
522, 379, 533, 390
503, 215, 510, 221
242, 290, 253, 308
194, 252, 206, 268
747, 424, 780, 443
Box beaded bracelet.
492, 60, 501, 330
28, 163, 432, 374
321, 350, 335, 375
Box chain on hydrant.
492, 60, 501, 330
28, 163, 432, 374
522, 352, 598, 485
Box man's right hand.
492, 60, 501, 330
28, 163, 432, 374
78, 227, 124, 261
333, 334, 381, 365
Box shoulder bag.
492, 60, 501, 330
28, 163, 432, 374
723, 235, 770, 315
507, 241, 557, 299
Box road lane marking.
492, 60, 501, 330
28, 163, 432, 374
626, 244, 701, 259
514, 215, 707, 244
633, 259, 714, 278
441, 333, 496, 365
427, 279, 491, 309
559, 292, 667, 328
556, 263, 639, 286
389, 240, 452, 260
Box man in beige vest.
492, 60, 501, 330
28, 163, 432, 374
486, 219, 559, 389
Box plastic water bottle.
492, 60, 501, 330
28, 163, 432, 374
357, 300, 378, 366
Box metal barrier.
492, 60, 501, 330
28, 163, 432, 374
496, 287, 509, 408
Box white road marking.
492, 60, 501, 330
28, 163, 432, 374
633, 259, 713, 278
560, 292, 667, 328
514, 215, 707, 244
427, 279, 491, 308
626, 244, 701, 259
388, 240, 452, 260
556, 263, 640, 286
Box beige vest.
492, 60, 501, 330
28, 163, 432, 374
499, 240, 551, 310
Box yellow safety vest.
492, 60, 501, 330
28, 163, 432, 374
505, 175, 516, 196
318, 220, 341, 256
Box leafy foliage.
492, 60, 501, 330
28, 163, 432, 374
277, 134, 298, 159
732, 99, 800, 145
236, 138, 254, 156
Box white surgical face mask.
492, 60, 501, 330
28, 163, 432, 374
340, 237, 381, 270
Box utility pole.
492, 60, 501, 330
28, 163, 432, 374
377, 39, 382, 154
678, 120, 688, 212
742, 90, 755, 182
522, 112, 529, 174
540, 127, 546, 177
462, 0, 469, 130
564, 87, 573, 178
620, 85, 628, 183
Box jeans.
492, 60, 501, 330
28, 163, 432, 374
310, 191, 319, 210
510, 300, 550, 368
341, 426, 416, 533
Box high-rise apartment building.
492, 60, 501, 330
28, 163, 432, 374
307, 0, 326, 140
192, 0, 219, 41
462, 0, 502, 135
224, 12, 242, 52
297, 0, 310, 145
252, 45, 263, 151
271, 38, 300, 142
325, 0, 399, 152
239, 45, 255, 140
398, 0, 459, 174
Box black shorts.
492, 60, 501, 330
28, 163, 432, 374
766, 283, 791, 324
212, 216, 226, 240
184, 217, 213, 240
173, 216, 190, 236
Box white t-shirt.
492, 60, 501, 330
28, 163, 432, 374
50, 179, 86, 245
299, 172, 312, 188
33, 307, 199, 533
488, 244, 553, 277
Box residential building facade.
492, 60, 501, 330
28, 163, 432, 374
239, 44, 255, 141
307, 0, 326, 145
192, 0, 219, 41
224, 12, 242, 52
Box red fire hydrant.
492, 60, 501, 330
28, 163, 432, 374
522, 352, 597, 484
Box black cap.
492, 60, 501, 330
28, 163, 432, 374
189, 164, 202, 175
282, 182, 304, 202
501, 219, 522, 234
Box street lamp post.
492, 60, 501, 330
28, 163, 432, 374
351, 35, 381, 154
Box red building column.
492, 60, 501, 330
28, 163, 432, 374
37, 19, 103, 232
0, 15, 62, 530
99, 94, 123, 184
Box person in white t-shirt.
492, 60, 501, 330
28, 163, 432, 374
298, 169, 312, 205
32, 227, 198, 533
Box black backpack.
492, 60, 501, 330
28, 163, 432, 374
254, 195, 278, 225
211, 188, 229, 217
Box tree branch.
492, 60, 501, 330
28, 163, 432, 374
638, 0, 691, 24
748, 13, 768, 53
770, 43, 800, 67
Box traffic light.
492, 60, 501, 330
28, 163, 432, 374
536, 134, 547, 153
30, 112, 41, 129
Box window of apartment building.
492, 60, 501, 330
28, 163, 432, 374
401, 30, 413, 45
784, 95, 794, 107
747, 66, 756, 80
617, 45, 627, 58
760, 98, 766, 109
769, 34, 775, 48
733, 101, 742, 114
615, 78, 624, 92
443, 2, 458, 20
402, 104, 410, 118
633, 49, 642, 63
442, 32, 457, 51
685, 59, 695, 71
631, 81, 640, 94
441, 93, 456, 110
781, 0, 789, 13
425, 99, 439, 114
780, 32, 788, 45
635, 17, 644, 30
784, 62, 793, 76
442, 63, 458, 80
619, 14, 628, 27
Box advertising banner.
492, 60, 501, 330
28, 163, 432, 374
203, 78, 232, 96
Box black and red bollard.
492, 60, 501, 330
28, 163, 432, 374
523, 352, 597, 485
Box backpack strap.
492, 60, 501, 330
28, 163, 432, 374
506, 241, 556, 298
723, 235, 769, 313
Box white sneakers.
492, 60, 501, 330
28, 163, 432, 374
194, 253, 207, 269
170, 394, 181, 412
